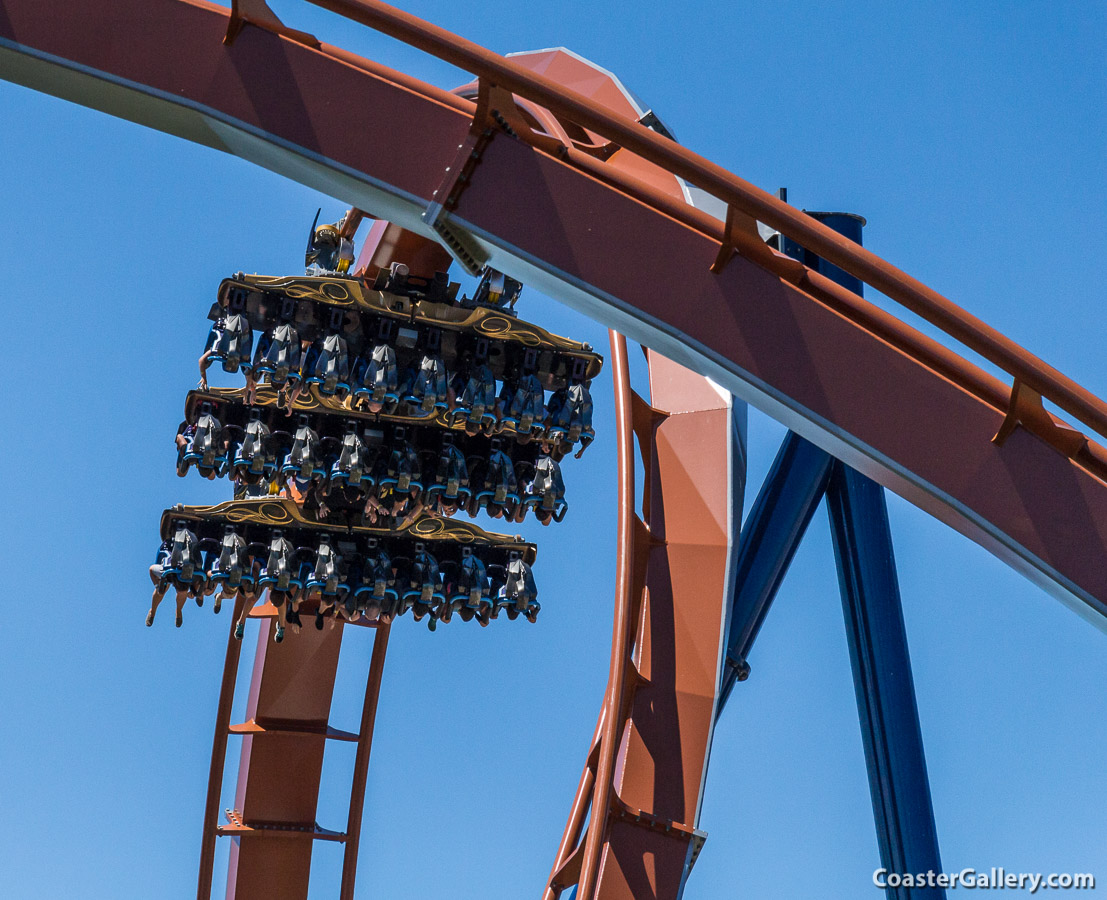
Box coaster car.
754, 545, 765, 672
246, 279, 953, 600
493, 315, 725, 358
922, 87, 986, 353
178, 388, 574, 525
155, 499, 538, 633
213, 268, 602, 403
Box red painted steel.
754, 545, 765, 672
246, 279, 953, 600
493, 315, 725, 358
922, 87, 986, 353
601, 351, 732, 898
310, 0, 1107, 447
4, 2, 1107, 896
224, 619, 345, 900
544, 343, 735, 900
198, 600, 248, 900
3, 0, 1103, 625
339, 622, 390, 900
575, 331, 636, 899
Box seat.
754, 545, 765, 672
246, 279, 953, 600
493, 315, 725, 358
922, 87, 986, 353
353, 343, 399, 408
425, 439, 470, 512
329, 422, 370, 487
305, 332, 351, 397
546, 381, 595, 454
281, 415, 323, 482
500, 373, 546, 438
254, 322, 302, 387
232, 410, 275, 483
498, 552, 539, 622
525, 455, 568, 524
472, 446, 520, 518
449, 362, 498, 431
210, 313, 254, 374
406, 353, 449, 415
183, 403, 228, 476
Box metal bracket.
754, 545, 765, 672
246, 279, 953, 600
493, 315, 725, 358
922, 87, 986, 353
423, 78, 573, 274
223, 0, 320, 49
218, 808, 346, 841
992, 380, 1087, 458
711, 204, 806, 283
611, 798, 702, 845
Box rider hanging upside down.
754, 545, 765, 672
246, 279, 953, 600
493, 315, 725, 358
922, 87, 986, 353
199, 291, 254, 391
146, 523, 205, 628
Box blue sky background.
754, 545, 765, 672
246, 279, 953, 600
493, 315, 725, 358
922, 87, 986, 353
0, 1, 1104, 897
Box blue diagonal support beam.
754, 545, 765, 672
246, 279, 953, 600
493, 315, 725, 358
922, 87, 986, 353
717, 431, 833, 715
826, 464, 945, 899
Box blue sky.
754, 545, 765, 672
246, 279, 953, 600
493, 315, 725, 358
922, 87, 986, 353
0, 1, 1104, 897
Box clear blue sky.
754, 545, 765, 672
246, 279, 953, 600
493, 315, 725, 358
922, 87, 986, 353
0, 1, 1104, 897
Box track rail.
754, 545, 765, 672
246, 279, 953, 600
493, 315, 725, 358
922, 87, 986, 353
543, 338, 739, 900
196, 610, 389, 900
303, 0, 1107, 451
2, 2, 1106, 896
3, 0, 1103, 627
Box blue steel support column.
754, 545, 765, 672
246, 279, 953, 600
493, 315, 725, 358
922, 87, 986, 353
794, 205, 943, 897
717, 432, 833, 715
826, 465, 944, 898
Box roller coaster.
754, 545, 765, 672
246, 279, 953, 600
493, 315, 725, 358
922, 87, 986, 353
2, 2, 1104, 899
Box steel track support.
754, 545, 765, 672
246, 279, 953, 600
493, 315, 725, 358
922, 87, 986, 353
826, 465, 945, 899
339, 621, 392, 900
198, 598, 248, 900
717, 432, 833, 714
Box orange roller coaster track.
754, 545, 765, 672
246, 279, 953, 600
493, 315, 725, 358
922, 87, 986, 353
2, 1, 1105, 898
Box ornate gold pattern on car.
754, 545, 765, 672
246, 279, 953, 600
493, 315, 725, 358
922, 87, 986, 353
188, 387, 515, 435
250, 275, 359, 306
161, 499, 531, 553
232, 273, 601, 372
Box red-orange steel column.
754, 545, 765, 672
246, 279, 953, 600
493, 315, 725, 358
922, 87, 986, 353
575, 331, 636, 900
225, 619, 345, 900
339, 621, 391, 900
592, 353, 736, 899
198, 598, 247, 900
543, 709, 605, 898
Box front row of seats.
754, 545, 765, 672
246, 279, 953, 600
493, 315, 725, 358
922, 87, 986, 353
146, 524, 539, 642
